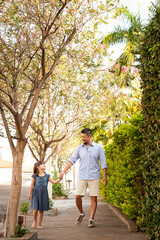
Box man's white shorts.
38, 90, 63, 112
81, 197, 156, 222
75, 178, 101, 196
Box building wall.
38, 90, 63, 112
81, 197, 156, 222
0, 168, 12, 185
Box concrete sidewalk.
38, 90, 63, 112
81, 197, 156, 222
0, 186, 146, 240
27, 192, 146, 240
0, 185, 29, 223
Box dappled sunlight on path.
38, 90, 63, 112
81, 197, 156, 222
0, 186, 146, 240
26, 192, 146, 240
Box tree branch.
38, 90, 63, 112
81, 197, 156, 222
0, 103, 15, 153
0, 87, 13, 103
0, 96, 17, 116
23, 25, 76, 134
46, 26, 77, 78
46, 0, 70, 36
40, 34, 46, 77
23, 47, 40, 71
23, 79, 44, 134
0, 96, 25, 139
20, 85, 36, 118
27, 142, 39, 162
44, 144, 58, 164
48, 133, 67, 148
30, 123, 46, 145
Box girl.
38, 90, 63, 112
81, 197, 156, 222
28, 161, 61, 229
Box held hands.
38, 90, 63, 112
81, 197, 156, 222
59, 171, 65, 180
53, 178, 61, 184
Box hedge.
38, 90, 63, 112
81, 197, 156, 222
139, 2, 160, 239
100, 113, 145, 224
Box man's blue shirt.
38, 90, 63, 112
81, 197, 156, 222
69, 141, 108, 180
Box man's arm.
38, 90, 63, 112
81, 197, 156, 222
59, 161, 73, 179
99, 145, 108, 186
102, 168, 107, 186
59, 146, 80, 179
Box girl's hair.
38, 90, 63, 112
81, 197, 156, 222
33, 161, 43, 176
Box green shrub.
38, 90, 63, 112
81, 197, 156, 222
139, 2, 160, 239
49, 198, 53, 210
52, 171, 69, 198
19, 202, 30, 214
14, 224, 30, 238
19, 202, 30, 228
100, 113, 145, 224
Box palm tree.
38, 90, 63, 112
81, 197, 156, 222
101, 6, 143, 72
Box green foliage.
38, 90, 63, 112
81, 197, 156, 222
52, 171, 69, 199
139, 2, 160, 239
19, 202, 30, 214
101, 5, 143, 74
100, 113, 145, 223
49, 199, 53, 210
14, 224, 30, 238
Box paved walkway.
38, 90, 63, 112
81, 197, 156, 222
0, 185, 146, 240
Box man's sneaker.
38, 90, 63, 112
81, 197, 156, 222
75, 213, 85, 224
88, 219, 95, 227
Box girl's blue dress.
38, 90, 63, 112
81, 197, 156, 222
31, 173, 50, 211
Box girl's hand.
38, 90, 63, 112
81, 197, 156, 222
28, 194, 31, 200
49, 177, 61, 184
55, 178, 61, 183
59, 171, 65, 179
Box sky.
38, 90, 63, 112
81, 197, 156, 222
121, 0, 155, 20
103, 0, 156, 61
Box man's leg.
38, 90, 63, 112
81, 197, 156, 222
88, 196, 97, 227
75, 195, 84, 214
75, 195, 85, 223
89, 196, 97, 220
75, 179, 87, 223
88, 179, 100, 227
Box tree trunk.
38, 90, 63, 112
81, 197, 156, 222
4, 140, 26, 238
65, 173, 67, 190
24, 212, 27, 229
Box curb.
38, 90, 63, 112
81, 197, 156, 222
107, 203, 138, 232
1, 232, 37, 240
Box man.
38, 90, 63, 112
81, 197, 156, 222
59, 128, 107, 227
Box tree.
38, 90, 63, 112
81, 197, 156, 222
101, 6, 143, 72
27, 79, 85, 163
87, 66, 141, 142
27, 25, 114, 162
0, 0, 119, 236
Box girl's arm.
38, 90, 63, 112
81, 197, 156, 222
28, 178, 35, 200
48, 177, 61, 184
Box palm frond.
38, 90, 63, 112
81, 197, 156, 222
102, 27, 129, 45
120, 7, 141, 25
116, 42, 136, 67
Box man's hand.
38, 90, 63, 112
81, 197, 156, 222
103, 176, 107, 186
59, 171, 65, 180
59, 162, 73, 179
